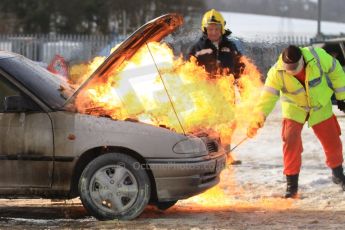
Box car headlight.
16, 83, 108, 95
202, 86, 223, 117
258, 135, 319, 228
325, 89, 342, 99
172, 137, 207, 154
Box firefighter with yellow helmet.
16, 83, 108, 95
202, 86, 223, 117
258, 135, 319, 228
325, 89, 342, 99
189, 9, 245, 164
189, 9, 244, 77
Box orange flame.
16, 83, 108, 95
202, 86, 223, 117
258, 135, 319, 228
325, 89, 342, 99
68, 41, 284, 209
73, 42, 263, 145
184, 167, 294, 210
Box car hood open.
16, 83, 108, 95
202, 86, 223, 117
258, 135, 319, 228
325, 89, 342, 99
64, 13, 183, 106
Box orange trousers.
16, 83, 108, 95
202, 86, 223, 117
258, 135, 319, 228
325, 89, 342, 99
282, 115, 343, 175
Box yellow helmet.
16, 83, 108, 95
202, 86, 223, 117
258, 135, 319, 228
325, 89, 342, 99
201, 9, 226, 34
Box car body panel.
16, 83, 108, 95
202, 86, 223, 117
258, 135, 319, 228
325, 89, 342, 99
50, 111, 205, 159
0, 112, 53, 188
46, 111, 208, 194
148, 152, 226, 201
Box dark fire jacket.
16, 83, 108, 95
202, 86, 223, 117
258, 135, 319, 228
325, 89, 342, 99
188, 34, 243, 78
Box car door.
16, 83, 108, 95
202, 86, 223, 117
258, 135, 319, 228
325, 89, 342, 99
0, 74, 53, 188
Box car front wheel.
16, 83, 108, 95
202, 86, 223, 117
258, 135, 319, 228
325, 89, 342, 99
78, 153, 150, 220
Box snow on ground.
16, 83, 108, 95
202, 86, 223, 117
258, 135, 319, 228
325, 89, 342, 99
1, 105, 345, 229
232, 104, 345, 208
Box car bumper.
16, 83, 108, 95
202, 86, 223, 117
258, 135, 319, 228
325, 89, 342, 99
147, 152, 226, 201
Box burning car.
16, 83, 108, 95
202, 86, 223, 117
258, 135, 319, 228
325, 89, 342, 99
0, 14, 226, 220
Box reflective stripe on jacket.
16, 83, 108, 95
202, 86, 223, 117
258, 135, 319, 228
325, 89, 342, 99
257, 47, 345, 127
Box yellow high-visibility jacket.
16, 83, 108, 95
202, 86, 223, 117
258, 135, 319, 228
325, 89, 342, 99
257, 47, 345, 126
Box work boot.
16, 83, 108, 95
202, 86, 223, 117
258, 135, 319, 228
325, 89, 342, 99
332, 165, 345, 190
285, 174, 299, 198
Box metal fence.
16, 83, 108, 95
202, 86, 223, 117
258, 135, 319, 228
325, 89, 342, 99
242, 35, 311, 77
0, 34, 125, 64
0, 33, 311, 76
242, 34, 311, 44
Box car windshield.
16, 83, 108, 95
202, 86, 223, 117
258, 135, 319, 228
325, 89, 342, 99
0, 55, 76, 109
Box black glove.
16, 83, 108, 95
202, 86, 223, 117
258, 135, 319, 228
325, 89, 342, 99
337, 100, 345, 112
239, 62, 246, 74
233, 62, 245, 79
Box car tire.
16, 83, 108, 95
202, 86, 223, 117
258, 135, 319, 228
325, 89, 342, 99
78, 153, 150, 220
155, 200, 178, 210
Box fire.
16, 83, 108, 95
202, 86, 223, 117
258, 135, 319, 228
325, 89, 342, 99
69, 56, 105, 84
73, 41, 264, 145
183, 167, 294, 210
69, 41, 289, 210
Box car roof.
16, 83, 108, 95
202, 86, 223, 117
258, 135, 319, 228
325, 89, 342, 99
0, 51, 19, 60
313, 37, 345, 44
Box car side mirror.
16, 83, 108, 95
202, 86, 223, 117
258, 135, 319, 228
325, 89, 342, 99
4, 95, 40, 112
